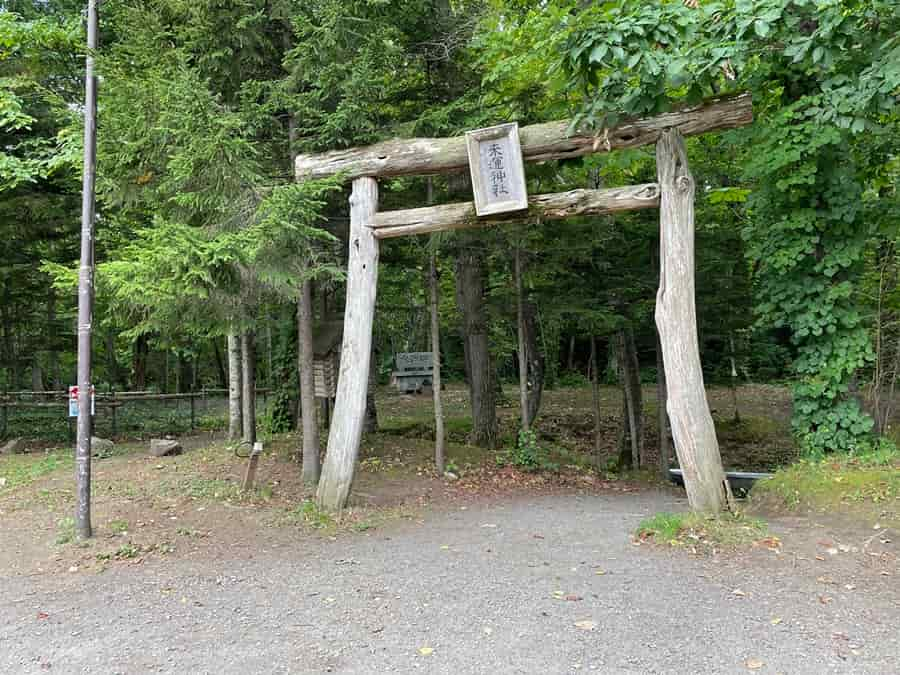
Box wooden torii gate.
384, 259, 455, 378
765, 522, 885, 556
295, 94, 753, 513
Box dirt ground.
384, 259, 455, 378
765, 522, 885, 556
1, 489, 897, 674
1, 383, 897, 673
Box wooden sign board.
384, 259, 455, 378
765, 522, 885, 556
465, 122, 528, 216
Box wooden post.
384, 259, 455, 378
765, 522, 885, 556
655, 129, 733, 513
241, 442, 262, 492
190, 390, 196, 430
111, 389, 117, 437
316, 177, 380, 511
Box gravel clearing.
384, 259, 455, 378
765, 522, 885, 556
2, 490, 897, 674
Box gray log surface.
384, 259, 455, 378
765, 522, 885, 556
655, 130, 733, 513
372, 184, 660, 238
296, 94, 752, 181
316, 177, 380, 511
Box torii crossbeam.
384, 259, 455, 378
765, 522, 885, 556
295, 94, 753, 513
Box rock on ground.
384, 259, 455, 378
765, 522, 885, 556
91, 436, 115, 455
0, 438, 25, 455
149, 438, 182, 457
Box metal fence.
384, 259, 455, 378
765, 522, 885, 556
0, 389, 270, 443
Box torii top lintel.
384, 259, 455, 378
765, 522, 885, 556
294, 93, 752, 183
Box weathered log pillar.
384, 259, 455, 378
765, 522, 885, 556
317, 177, 380, 511
655, 129, 733, 513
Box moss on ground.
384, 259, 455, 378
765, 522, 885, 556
636, 511, 770, 552
750, 444, 900, 522
0, 449, 72, 492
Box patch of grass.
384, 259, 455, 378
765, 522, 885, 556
636, 511, 769, 552
97, 542, 141, 561
0, 450, 72, 492
164, 477, 242, 501
750, 444, 900, 521
55, 516, 76, 545
107, 519, 130, 535
290, 499, 335, 530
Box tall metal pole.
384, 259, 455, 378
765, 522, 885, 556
75, 0, 99, 540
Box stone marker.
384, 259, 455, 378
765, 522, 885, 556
0, 438, 26, 455
91, 436, 115, 455
149, 438, 182, 457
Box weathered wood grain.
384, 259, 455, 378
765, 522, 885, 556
296, 94, 752, 181
371, 184, 660, 238
316, 177, 380, 512
655, 129, 733, 513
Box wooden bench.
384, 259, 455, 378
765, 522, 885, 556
392, 352, 433, 394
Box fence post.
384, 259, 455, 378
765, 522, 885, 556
190, 391, 196, 431
111, 388, 117, 437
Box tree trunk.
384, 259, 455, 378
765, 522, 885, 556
241, 332, 256, 445
298, 281, 320, 485
31, 355, 43, 392
656, 129, 733, 513
317, 177, 380, 511
132, 334, 148, 390
516, 247, 530, 432
625, 326, 643, 467
617, 328, 643, 469
47, 287, 61, 389
212, 337, 227, 388
655, 329, 670, 481
364, 346, 378, 433
227, 332, 242, 441
590, 336, 603, 467
523, 298, 544, 426
567, 335, 576, 372
105, 330, 119, 387
429, 249, 445, 473
455, 242, 497, 448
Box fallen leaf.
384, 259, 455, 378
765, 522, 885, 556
574, 620, 597, 631
418, 647, 434, 656
439, 545, 450, 551
732, 589, 747, 597
595, 569, 607, 576
770, 617, 782, 625
745, 658, 765, 670
36, 612, 49, 620
844, 584, 856, 591
565, 595, 583, 602
815, 555, 826, 561
819, 595, 833, 604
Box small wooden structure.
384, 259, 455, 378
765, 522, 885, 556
296, 93, 754, 512
392, 352, 434, 394
312, 320, 343, 399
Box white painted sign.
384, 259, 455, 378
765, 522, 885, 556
465, 122, 528, 216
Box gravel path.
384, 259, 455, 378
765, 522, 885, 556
2, 491, 897, 674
